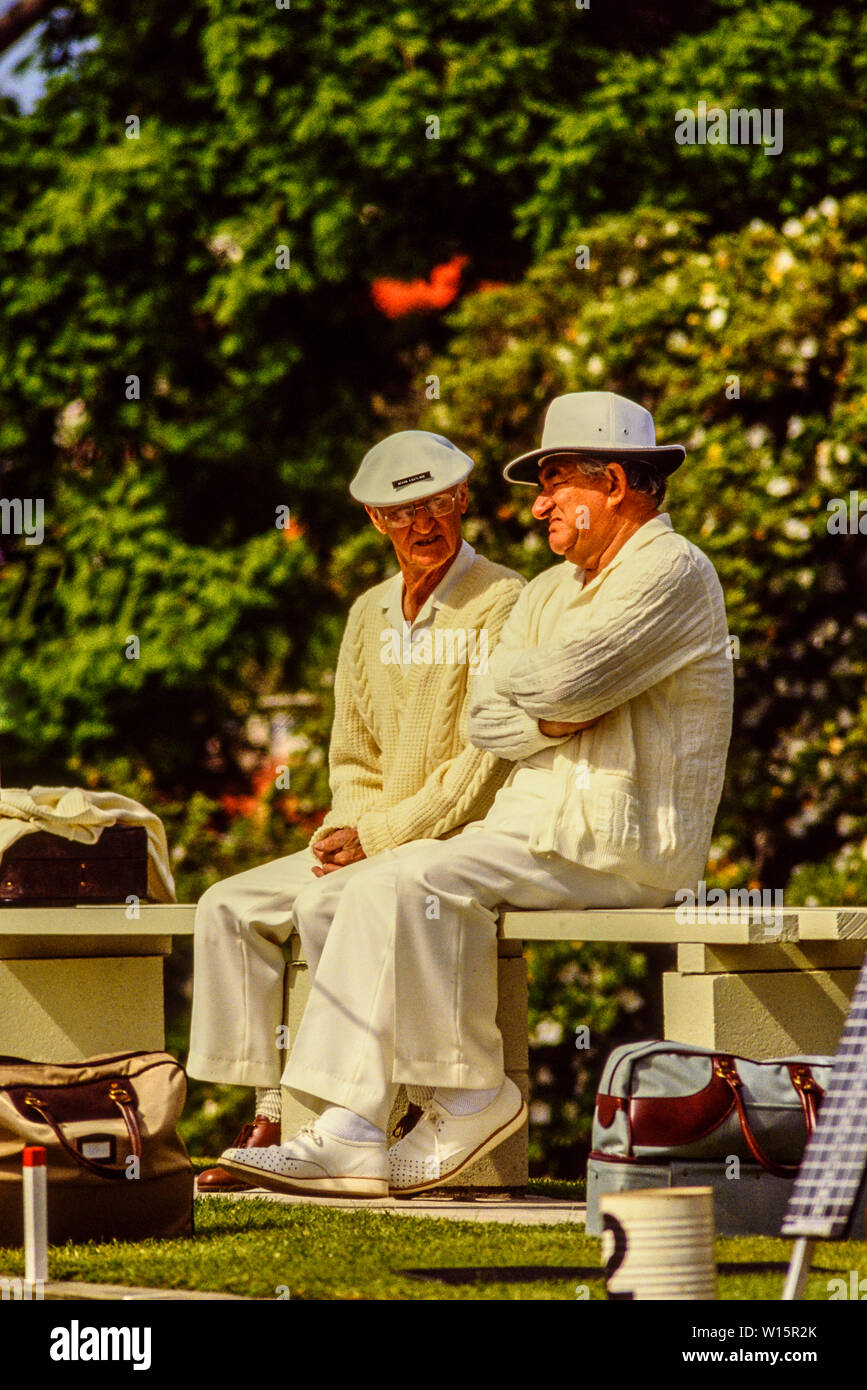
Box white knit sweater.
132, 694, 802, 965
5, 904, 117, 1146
313, 554, 524, 856
468, 515, 733, 891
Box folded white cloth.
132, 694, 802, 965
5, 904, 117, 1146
0, 786, 176, 903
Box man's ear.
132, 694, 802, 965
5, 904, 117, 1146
365, 505, 388, 535
456, 482, 470, 514
605, 463, 629, 505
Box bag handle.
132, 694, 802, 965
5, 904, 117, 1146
787, 1062, 824, 1140
712, 1056, 820, 1179
23, 1084, 143, 1181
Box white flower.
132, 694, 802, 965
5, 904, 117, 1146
617, 266, 637, 287
782, 218, 804, 238
699, 283, 717, 309
798, 337, 818, 359
586, 354, 605, 377
811, 618, 839, 647
818, 196, 839, 220
53, 398, 88, 446
834, 443, 851, 463
529, 1101, 552, 1125
769, 248, 795, 276
533, 1018, 563, 1046
633, 233, 648, 249
837, 815, 858, 837
707, 306, 728, 330
749, 218, 768, 232
663, 272, 680, 293
795, 568, 814, 588
666, 330, 689, 352
664, 220, 679, 236
207, 232, 244, 264
766, 476, 794, 497
554, 346, 574, 364
745, 424, 768, 449
786, 416, 805, 438
814, 440, 834, 485
783, 518, 810, 540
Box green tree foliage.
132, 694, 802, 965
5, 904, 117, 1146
520, 1, 867, 249
2, 0, 866, 799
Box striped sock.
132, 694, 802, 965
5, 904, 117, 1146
254, 1087, 282, 1123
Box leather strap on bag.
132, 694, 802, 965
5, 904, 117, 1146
712, 1056, 821, 1179
787, 1061, 823, 1141
23, 1083, 143, 1180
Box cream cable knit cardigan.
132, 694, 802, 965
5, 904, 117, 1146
312, 555, 524, 856
468, 515, 733, 891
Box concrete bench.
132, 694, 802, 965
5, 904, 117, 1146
283, 905, 867, 1191
5, 902, 863, 1194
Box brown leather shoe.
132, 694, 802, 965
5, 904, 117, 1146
197, 1116, 282, 1191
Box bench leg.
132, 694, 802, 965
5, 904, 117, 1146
0, 956, 166, 1059
663, 942, 867, 1058
281, 938, 529, 1190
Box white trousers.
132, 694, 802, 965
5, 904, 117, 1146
286, 792, 673, 1130
187, 847, 320, 1088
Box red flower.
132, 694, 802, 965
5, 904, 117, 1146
371, 255, 469, 318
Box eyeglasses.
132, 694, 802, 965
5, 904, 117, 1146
375, 489, 459, 530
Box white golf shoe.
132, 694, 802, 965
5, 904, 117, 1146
219, 1121, 389, 1198
388, 1078, 527, 1194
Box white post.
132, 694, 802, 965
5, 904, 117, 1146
22, 1145, 47, 1287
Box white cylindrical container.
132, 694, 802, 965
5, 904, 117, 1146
600, 1186, 717, 1300
22, 1145, 48, 1286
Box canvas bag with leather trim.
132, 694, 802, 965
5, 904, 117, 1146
591, 1040, 834, 1177
0, 1050, 194, 1243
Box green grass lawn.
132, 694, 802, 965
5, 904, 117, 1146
1, 1176, 865, 1300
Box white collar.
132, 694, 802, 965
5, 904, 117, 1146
380, 540, 476, 623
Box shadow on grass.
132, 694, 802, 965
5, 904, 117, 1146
400, 1260, 791, 1286
400, 1265, 600, 1286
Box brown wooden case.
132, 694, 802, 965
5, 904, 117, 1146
0, 826, 149, 905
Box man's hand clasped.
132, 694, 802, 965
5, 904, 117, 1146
538, 716, 602, 738
312, 827, 367, 877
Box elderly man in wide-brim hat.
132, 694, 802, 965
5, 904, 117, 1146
188, 431, 524, 1189
218, 392, 733, 1198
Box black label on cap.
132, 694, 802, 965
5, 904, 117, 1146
392, 471, 433, 490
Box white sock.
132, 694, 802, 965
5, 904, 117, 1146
317, 1105, 386, 1144
433, 1084, 502, 1116
254, 1087, 282, 1123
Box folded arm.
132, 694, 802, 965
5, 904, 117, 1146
502, 554, 716, 724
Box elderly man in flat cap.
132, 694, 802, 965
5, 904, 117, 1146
218, 391, 733, 1198
188, 431, 524, 1189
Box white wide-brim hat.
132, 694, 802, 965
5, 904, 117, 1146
503, 391, 686, 484
350, 430, 474, 507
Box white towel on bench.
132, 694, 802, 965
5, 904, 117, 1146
0, 785, 175, 903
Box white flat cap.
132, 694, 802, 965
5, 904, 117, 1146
503, 391, 685, 484
350, 430, 474, 507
